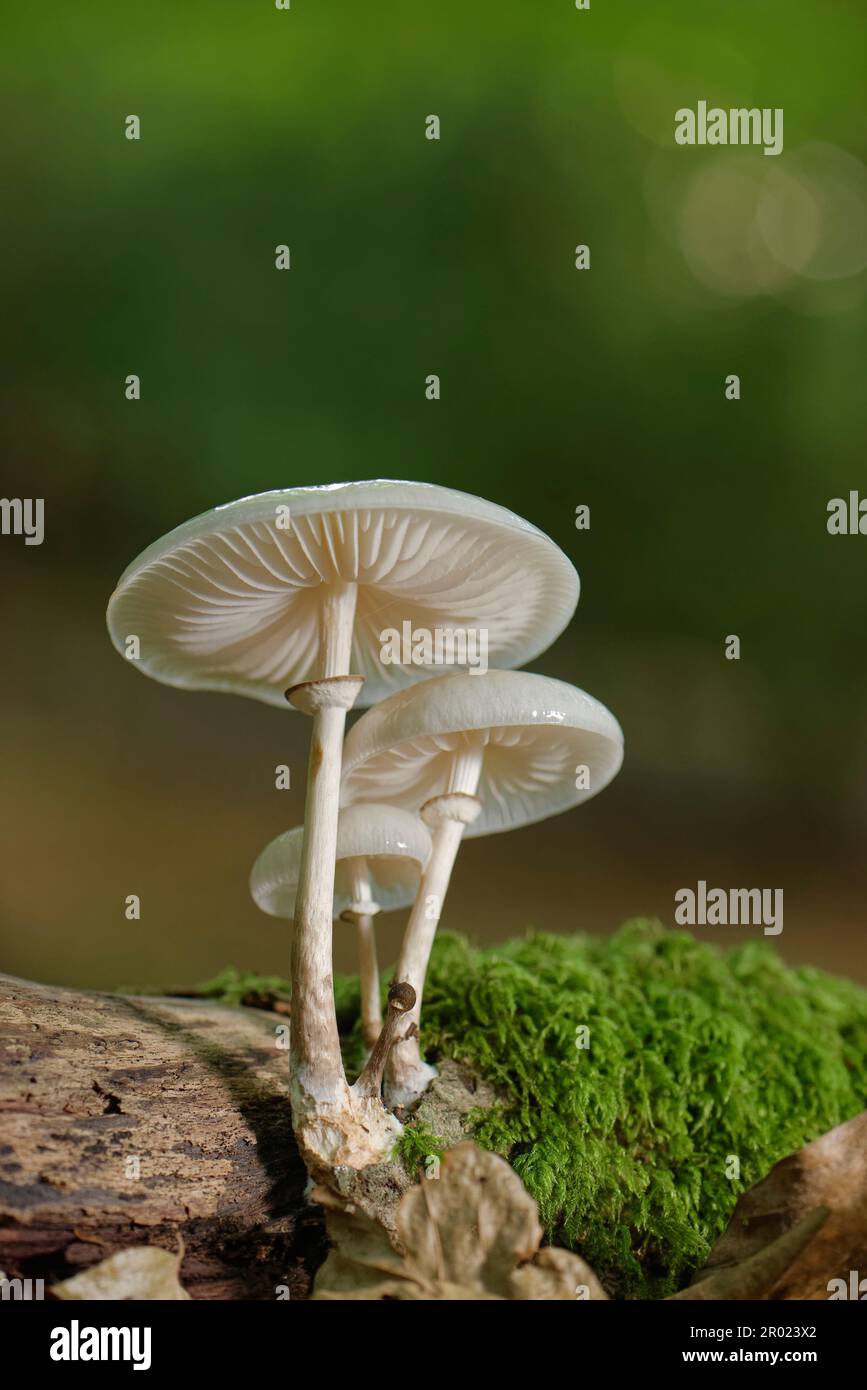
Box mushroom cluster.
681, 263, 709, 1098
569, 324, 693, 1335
107, 479, 623, 1175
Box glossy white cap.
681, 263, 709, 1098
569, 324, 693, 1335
106, 480, 579, 708
340, 669, 624, 838
250, 803, 432, 919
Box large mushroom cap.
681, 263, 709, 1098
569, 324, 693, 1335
106, 480, 578, 708
340, 670, 624, 839
250, 803, 431, 919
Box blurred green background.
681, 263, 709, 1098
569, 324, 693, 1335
1, 2, 865, 991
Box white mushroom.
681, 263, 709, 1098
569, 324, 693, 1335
106, 481, 578, 1170
341, 669, 624, 1107
250, 804, 431, 1050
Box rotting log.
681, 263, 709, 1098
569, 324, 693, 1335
0, 974, 327, 1299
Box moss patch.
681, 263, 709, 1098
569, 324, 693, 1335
195, 966, 292, 1009
416, 921, 867, 1297
199, 921, 867, 1298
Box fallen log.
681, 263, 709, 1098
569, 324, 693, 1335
0, 974, 326, 1299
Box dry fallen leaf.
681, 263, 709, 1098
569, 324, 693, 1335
313, 1141, 606, 1300
675, 1109, 867, 1300
51, 1246, 190, 1301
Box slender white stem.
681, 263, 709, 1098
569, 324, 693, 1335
393, 816, 465, 1016
321, 580, 356, 679
354, 913, 381, 1049
342, 856, 382, 1049
285, 581, 404, 1173
385, 742, 483, 1107
290, 582, 357, 1103
448, 744, 484, 795
354, 917, 380, 1045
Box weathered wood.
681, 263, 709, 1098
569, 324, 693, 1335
0, 975, 326, 1299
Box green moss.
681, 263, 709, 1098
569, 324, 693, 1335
198, 964, 360, 1024
392, 1121, 447, 1177
198, 965, 292, 1008
198, 923, 867, 1298
416, 921, 867, 1297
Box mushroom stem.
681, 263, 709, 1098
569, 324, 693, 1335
341, 856, 383, 1050
283, 584, 408, 1172
286, 581, 373, 1157
352, 982, 417, 1100
354, 912, 382, 1050
321, 579, 357, 678
385, 748, 483, 1108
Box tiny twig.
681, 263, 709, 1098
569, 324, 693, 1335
352, 982, 417, 1101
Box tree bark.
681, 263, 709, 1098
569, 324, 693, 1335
0, 974, 326, 1299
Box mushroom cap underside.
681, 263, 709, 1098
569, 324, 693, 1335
340, 669, 624, 838
106, 480, 579, 708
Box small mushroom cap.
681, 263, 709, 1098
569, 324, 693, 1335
250, 803, 432, 919
106, 480, 578, 709
340, 670, 624, 839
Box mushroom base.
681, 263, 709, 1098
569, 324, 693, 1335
290, 1076, 403, 1178
384, 1055, 438, 1111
